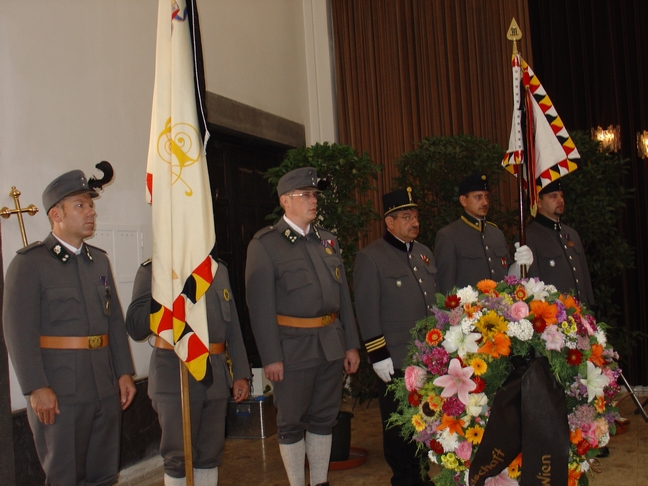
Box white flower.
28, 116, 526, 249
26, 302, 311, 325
456, 286, 479, 305
599, 432, 610, 447
506, 319, 534, 341
442, 325, 480, 358
466, 392, 488, 417
522, 278, 549, 301
595, 330, 607, 346
544, 284, 558, 294
460, 310, 482, 333
581, 460, 591, 473
437, 428, 460, 452
428, 450, 438, 464
580, 361, 610, 402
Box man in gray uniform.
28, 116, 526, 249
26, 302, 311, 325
125, 260, 250, 485
354, 188, 437, 486
3, 169, 136, 485
525, 179, 595, 307
245, 166, 360, 486
434, 173, 533, 294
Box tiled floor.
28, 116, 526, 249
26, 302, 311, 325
125, 390, 648, 485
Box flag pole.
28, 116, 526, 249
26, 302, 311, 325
507, 19, 527, 278
180, 361, 194, 485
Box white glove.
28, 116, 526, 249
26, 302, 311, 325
373, 357, 394, 383
514, 242, 534, 267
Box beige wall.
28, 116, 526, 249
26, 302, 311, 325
0, 0, 336, 411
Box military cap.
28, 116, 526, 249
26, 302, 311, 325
383, 187, 418, 217
42, 170, 99, 213
539, 178, 563, 196
277, 167, 319, 196
459, 173, 489, 195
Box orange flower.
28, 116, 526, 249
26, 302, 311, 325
478, 332, 511, 358
570, 428, 583, 445
567, 465, 582, 486
594, 395, 606, 413
514, 285, 528, 301
507, 453, 522, 479
426, 329, 444, 346
559, 294, 581, 313
509, 452, 522, 468
529, 300, 558, 332
436, 413, 465, 436
476, 279, 497, 294
588, 343, 606, 367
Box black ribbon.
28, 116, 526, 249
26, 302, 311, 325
468, 356, 569, 486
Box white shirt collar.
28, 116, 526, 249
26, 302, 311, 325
53, 234, 82, 255
283, 215, 310, 236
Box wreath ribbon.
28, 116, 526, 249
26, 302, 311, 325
468, 356, 570, 486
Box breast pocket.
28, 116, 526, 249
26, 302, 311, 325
277, 258, 313, 293
46, 287, 81, 323
216, 287, 232, 322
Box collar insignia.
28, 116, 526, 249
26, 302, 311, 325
51, 243, 71, 263
283, 228, 299, 245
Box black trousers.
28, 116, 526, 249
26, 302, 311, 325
377, 369, 429, 486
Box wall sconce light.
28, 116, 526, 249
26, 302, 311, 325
637, 131, 648, 159
591, 125, 621, 152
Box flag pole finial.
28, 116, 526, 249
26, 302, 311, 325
507, 18, 522, 55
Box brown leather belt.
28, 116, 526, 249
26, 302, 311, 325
40, 335, 109, 350
154, 336, 225, 355
276, 313, 338, 328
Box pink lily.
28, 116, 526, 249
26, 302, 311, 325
433, 358, 477, 405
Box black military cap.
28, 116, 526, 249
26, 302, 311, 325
383, 187, 418, 217
539, 178, 563, 196
459, 173, 489, 195
277, 167, 319, 196
42, 170, 99, 213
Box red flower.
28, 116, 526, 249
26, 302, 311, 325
426, 329, 444, 346
445, 294, 461, 309
429, 440, 444, 454
532, 317, 547, 334
408, 391, 422, 406
472, 376, 485, 393
567, 349, 583, 366
576, 440, 591, 456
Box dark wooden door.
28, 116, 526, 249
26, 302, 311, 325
206, 130, 288, 365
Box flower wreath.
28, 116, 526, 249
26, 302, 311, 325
389, 277, 621, 486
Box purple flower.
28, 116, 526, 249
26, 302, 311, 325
504, 274, 519, 285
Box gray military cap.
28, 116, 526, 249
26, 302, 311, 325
277, 167, 319, 196
42, 170, 99, 213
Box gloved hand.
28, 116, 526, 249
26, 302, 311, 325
514, 242, 534, 267
373, 357, 394, 383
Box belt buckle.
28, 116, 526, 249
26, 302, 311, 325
321, 314, 333, 326
88, 335, 103, 349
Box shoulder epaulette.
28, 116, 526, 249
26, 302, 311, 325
16, 241, 43, 254
141, 258, 152, 266
85, 243, 107, 254
486, 221, 499, 229
253, 226, 276, 240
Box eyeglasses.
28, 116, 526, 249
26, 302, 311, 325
396, 213, 419, 222
287, 191, 321, 200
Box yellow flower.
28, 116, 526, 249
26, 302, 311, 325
441, 453, 459, 470
476, 310, 508, 339
427, 394, 444, 412
594, 395, 606, 413
465, 425, 484, 445
508, 464, 521, 479
470, 357, 488, 376
412, 414, 426, 432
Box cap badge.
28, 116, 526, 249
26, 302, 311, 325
406, 187, 413, 203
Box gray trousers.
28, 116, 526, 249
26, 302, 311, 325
153, 397, 228, 477
27, 394, 122, 486
273, 357, 344, 444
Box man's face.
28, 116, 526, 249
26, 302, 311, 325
460, 191, 490, 218
537, 190, 565, 219
281, 188, 319, 228
385, 209, 420, 242
50, 193, 96, 246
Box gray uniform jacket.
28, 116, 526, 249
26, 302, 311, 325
354, 233, 438, 369
434, 215, 511, 294
245, 219, 360, 370
3, 233, 134, 403
125, 261, 250, 401
525, 215, 595, 307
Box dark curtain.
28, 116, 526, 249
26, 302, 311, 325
528, 0, 648, 385
331, 0, 533, 242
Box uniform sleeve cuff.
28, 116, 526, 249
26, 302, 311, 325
364, 335, 391, 364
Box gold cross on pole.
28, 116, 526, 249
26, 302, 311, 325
1, 186, 39, 247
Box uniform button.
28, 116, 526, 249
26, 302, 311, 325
573, 267, 577, 271
569, 256, 573, 260
485, 245, 490, 250
413, 267, 418, 271
564, 245, 568, 249
488, 257, 492, 262
419, 278, 423, 283
408, 254, 412, 259
576, 279, 580, 283
424, 291, 427, 296
491, 269, 495, 274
